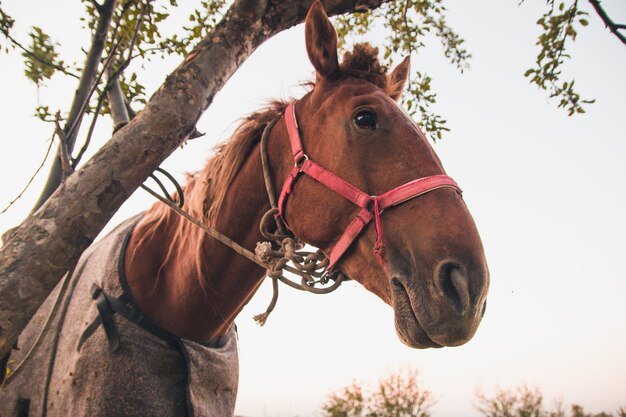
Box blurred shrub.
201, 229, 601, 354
474, 385, 625, 417
321, 367, 434, 417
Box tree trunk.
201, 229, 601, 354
0, 0, 390, 358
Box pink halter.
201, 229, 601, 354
277, 102, 461, 270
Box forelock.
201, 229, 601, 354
339, 43, 388, 88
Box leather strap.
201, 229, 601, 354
278, 165, 301, 219
89, 284, 121, 352
377, 175, 460, 209
278, 101, 462, 270
285, 102, 305, 162
301, 160, 371, 208
78, 284, 179, 352
328, 208, 373, 269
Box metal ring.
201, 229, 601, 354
294, 153, 309, 170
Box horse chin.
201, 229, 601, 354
390, 278, 443, 349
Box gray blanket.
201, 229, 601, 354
0, 216, 239, 417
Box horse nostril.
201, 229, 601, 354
438, 263, 470, 315
391, 277, 404, 290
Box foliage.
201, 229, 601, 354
158, 0, 228, 57
321, 368, 434, 417
3, 0, 467, 141
21, 26, 63, 87
333, 0, 471, 141
475, 385, 626, 417
524, 0, 594, 115
0, 0, 622, 211
475, 385, 553, 417
0, 6, 70, 86
2, 0, 615, 144
0, 4, 15, 52
324, 382, 367, 417
80, 0, 176, 109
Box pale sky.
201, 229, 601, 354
1, 1, 625, 417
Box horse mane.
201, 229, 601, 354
133, 101, 287, 288
186, 102, 287, 224
340, 43, 389, 89
133, 43, 391, 286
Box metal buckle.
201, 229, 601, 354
294, 153, 309, 171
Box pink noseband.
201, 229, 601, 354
277, 102, 461, 269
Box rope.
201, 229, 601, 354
141, 185, 345, 294
139, 118, 345, 326
2, 119, 345, 387
252, 278, 278, 326
255, 120, 346, 322
145, 167, 184, 208
140, 185, 264, 267
140, 182, 345, 301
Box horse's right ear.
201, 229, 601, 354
305, 1, 340, 79
387, 56, 410, 101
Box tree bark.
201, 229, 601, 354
0, 0, 390, 358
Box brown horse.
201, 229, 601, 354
126, 2, 488, 349
1, 2, 488, 416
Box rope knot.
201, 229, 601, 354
254, 241, 274, 263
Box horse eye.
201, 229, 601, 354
353, 110, 377, 130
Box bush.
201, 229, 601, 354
474, 385, 626, 417
321, 368, 434, 417
323, 375, 624, 417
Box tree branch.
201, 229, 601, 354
71, 92, 106, 168
54, 112, 73, 177
0, 133, 55, 215
31, 0, 117, 213
71, 4, 145, 164
0, 0, 391, 359
71, 9, 144, 169
106, 68, 130, 131
63, 35, 123, 143
91, 0, 105, 15
588, 0, 626, 46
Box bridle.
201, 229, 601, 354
275, 102, 462, 269
3, 102, 464, 386
136, 99, 464, 324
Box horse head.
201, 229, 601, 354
269, 1, 489, 349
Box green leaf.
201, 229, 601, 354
22, 26, 61, 86
525, 1, 594, 116
0, 6, 15, 43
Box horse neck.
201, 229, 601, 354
124, 140, 274, 341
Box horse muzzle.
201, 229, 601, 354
389, 258, 488, 349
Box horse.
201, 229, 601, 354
0, 2, 489, 416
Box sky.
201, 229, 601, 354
1, 1, 625, 416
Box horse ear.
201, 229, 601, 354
387, 56, 411, 101
305, 1, 340, 79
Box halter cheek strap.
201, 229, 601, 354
277, 102, 461, 270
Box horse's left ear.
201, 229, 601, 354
387, 56, 410, 101
305, 1, 340, 79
